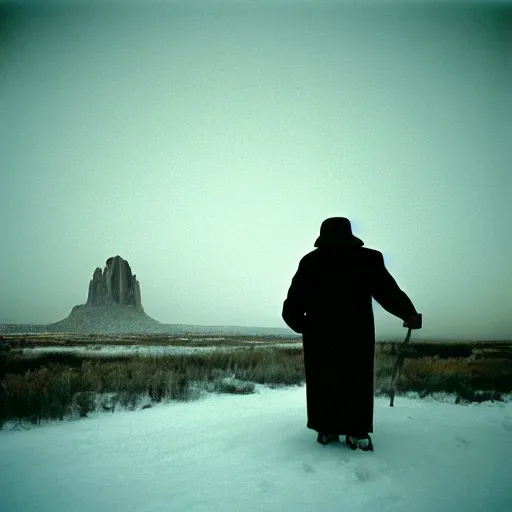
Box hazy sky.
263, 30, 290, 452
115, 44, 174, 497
1, 1, 510, 340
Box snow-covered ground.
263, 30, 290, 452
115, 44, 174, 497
23, 345, 222, 357
21, 342, 303, 357
1, 387, 511, 512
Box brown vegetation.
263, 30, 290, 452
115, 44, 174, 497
0, 337, 510, 428
374, 341, 511, 403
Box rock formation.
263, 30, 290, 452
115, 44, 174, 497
86, 256, 143, 311
46, 256, 163, 334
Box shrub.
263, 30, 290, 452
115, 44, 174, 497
73, 391, 96, 417
212, 377, 255, 395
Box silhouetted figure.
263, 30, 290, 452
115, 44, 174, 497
282, 217, 421, 451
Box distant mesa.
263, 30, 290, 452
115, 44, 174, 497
87, 256, 143, 311
46, 256, 163, 334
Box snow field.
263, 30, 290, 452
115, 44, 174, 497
0, 386, 511, 512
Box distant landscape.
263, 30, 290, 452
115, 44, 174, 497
0, 323, 296, 336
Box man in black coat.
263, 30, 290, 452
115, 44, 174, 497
282, 217, 421, 451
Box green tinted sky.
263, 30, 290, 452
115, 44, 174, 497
1, 1, 510, 340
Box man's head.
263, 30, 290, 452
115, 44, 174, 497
314, 217, 364, 248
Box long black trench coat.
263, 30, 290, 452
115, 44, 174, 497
282, 244, 418, 436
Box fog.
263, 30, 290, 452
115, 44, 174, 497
1, 1, 510, 340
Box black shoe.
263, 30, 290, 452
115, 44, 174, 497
317, 433, 340, 445
346, 434, 373, 452
346, 435, 358, 450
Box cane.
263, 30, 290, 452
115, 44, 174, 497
389, 313, 422, 407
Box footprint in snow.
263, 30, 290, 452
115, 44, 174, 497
259, 479, 274, 493
455, 435, 469, 448
351, 458, 386, 482
354, 466, 374, 482
302, 463, 316, 474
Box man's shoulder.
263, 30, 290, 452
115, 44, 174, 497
299, 249, 318, 262
299, 247, 383, 265
359, 247, 383, 260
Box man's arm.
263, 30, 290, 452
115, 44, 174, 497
282, 260, 308, 334
369, 252, 418, 322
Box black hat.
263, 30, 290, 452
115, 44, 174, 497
314, 217, 364, 248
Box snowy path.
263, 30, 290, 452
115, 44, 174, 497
1, 387, 511, 512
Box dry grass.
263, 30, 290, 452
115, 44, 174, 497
1, 339, 511, 427
0, 347, 305, 426
374, 342, 512, 403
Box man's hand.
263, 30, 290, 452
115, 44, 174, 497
403, 313, 422, 329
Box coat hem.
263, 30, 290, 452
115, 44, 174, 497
307, 424, 374, 435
